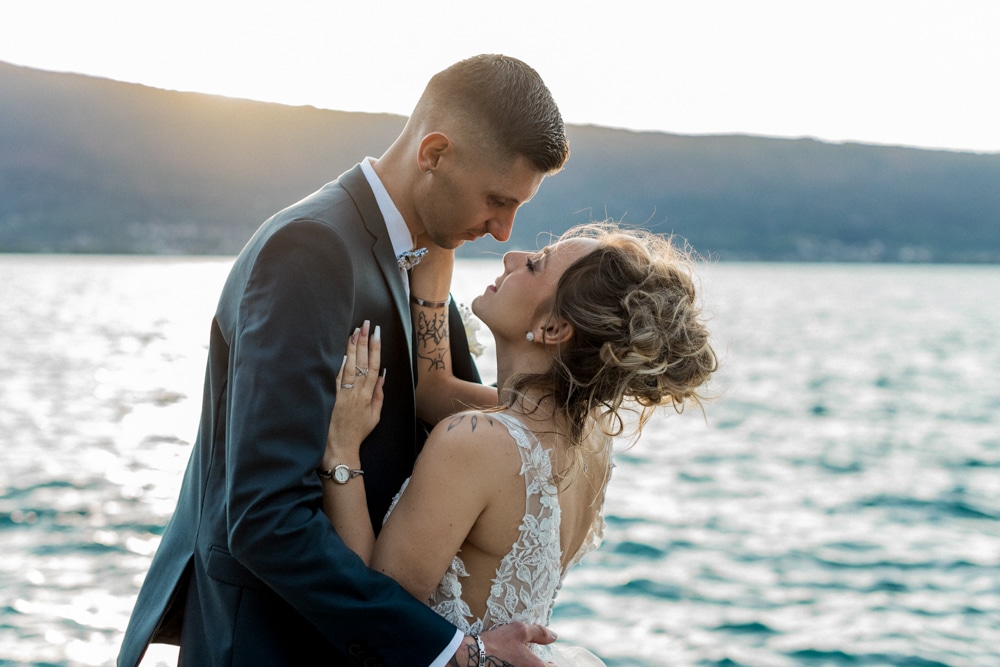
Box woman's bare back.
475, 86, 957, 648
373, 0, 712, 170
386, 410, 609, 635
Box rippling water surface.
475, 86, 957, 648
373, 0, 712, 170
1, 256, 998, 666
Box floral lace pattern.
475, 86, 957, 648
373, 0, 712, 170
385, 412, 607, 656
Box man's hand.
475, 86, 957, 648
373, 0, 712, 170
449, 623, 557, 667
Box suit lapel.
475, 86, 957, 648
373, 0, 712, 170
339, 166, 414, 367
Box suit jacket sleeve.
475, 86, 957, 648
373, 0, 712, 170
225, 220, 457, 662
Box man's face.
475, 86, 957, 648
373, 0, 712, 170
417, 152, 545, 250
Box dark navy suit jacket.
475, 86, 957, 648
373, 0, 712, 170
118, 165, 481, 666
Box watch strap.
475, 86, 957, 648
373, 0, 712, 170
316, 464, 364, 482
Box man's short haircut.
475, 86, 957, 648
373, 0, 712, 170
419, 54, 569, 174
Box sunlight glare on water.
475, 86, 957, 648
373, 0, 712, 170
1, 256, 998, 667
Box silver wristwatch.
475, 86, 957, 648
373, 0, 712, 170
317, 464, 364, 484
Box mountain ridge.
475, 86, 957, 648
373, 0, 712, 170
2, 61, 998, 262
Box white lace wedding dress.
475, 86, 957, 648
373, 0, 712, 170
388, 412, 608, 666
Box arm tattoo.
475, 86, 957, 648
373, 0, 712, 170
416, 310, 449, 371
448, 643, 515, 667
446, 413, 494, 432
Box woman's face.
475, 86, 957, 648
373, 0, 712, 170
472, 237, 598, 342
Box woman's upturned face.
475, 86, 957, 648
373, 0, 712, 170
472, 237, 598, 342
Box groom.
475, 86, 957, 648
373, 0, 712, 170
118, 54, 569, 667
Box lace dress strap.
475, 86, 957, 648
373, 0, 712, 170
413, 411, 562, 635
479, 412, 565, 629
492, 413, 609, 575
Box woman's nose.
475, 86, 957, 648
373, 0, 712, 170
501, 251, 524, 272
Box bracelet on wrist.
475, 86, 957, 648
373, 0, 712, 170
468, 632, 486, 667
410, 294, 450, 308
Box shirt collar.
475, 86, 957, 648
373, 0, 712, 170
359, 157, 413, 258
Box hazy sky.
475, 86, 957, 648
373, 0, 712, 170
2, 0, 998, 153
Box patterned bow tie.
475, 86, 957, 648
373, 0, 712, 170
397, 247, 428, 271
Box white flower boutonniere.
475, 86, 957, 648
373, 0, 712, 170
458, 303, 485, 358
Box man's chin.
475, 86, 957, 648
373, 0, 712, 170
439, 238, 466, 250
453, 231, 489, 247
431, 231, 484, 249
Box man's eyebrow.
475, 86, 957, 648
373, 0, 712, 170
492, 193, 520, 206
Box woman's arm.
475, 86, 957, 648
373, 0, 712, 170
320, 320, 384, 563
322, 321, 497, 595
410, 240, 496, 423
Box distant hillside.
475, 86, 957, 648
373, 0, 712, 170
2, 61, 999, 262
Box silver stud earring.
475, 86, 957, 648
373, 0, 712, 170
526, 332, 535, 342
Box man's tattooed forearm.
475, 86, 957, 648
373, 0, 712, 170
448, 643, 514, 667
417, 347, 448, 371
416, 310, 449, 371
416, 310, 449, 346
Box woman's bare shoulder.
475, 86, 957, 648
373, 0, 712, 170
424, 410, 520, 461
439, 410, 509, 435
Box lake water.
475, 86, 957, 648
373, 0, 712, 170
1, 256, 998, 667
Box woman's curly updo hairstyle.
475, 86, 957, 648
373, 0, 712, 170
507, 222, 718, 446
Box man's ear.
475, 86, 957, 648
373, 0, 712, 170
540, 316, 574, 346
417, 132, 452, 172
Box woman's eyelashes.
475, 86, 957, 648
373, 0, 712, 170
525, 257, 536, 272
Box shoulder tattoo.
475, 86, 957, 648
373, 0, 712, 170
446, 413, 495, 433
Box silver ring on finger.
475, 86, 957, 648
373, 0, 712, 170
355, 366, 369, 377
340, 383, 354, 389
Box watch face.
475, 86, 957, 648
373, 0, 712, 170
334, 465, 350, 484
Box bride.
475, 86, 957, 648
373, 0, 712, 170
321, 222, 718, 664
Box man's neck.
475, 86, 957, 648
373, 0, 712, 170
370, 155, 422, 240
359, 158, 414, 255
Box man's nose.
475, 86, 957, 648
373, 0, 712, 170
487, 210, 516, 243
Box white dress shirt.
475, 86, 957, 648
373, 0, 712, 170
359, 157, 415, 296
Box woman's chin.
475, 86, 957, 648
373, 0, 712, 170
469, 298, 492, 330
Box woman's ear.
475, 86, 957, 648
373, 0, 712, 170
417, 132, 451, 172
539, 316, 574, 346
